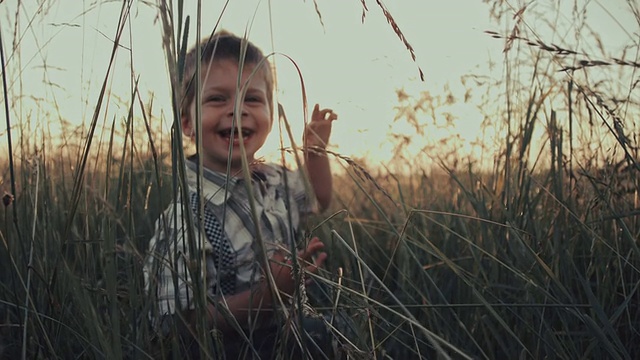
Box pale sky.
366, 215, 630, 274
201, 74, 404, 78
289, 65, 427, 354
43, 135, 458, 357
0, 0, 637, 170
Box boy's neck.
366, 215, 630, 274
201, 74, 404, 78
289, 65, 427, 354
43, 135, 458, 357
186, 155, 263, 179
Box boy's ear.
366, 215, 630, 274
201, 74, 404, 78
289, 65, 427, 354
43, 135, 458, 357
181, 115, 194, 138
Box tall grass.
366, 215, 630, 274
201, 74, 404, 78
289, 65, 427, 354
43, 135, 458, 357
1, 0, 640, 359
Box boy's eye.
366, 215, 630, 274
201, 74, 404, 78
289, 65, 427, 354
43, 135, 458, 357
206, 95, 225, 103
245, 95, 263, 103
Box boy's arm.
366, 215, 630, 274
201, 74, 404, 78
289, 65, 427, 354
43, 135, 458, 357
304, 104, 338, 212
187, 238, 327, 334
186, 279, 273, 334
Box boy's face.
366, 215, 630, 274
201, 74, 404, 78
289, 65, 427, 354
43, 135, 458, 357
182, 59, 272, 174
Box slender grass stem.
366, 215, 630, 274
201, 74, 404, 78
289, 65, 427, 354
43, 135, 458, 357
0, 18, 23, 251
21, 158, 39, 360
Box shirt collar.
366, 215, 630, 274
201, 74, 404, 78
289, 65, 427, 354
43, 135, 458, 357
185, 159, 234, 205
184, 158, 282, 206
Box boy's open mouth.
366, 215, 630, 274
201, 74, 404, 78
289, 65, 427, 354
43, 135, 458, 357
218, 128, 254, 143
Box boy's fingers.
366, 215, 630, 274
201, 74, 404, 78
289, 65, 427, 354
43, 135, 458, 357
317, 110, 335, 121
323, 111, 337, 121
315, 252, 327, 267
305, 252, 327, 273
303, 240, 325, 259
311, 105, 337, 122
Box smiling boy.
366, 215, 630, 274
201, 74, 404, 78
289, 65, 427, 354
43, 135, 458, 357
144, 32, 338, 358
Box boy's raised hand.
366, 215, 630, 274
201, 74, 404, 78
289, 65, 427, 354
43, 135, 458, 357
304, 104, 338, 149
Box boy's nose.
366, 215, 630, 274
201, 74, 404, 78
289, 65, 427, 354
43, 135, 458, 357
227, 100, 249, 116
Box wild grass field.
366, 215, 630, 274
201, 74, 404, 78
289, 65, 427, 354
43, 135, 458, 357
1, 1, 640, 359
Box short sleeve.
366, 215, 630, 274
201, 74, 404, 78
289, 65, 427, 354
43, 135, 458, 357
283, 167, 317, 216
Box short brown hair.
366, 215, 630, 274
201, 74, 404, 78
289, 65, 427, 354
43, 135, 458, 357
180, 31, 274, 119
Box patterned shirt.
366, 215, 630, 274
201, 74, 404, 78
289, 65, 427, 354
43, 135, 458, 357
144, 159, 315, 320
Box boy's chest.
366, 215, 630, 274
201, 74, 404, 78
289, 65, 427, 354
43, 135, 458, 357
252, 178, 287, 212
229, 178, 300, 242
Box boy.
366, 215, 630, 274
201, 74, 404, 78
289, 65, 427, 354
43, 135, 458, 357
144, 31, 338, 358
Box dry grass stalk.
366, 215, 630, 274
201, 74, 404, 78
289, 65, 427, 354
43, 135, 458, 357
502, 3, 528, 53
486, 30, 640, 72
311, 0, 325, 29
286, 146, 397, 207
374, 0, 424, 81
358, 0, 368, 23
485, 30, 579, 56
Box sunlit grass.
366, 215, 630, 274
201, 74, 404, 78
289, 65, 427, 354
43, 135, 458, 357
1, 0, 640, 359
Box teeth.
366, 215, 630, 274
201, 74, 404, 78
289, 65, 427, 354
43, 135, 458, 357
219, 129, 252, 139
